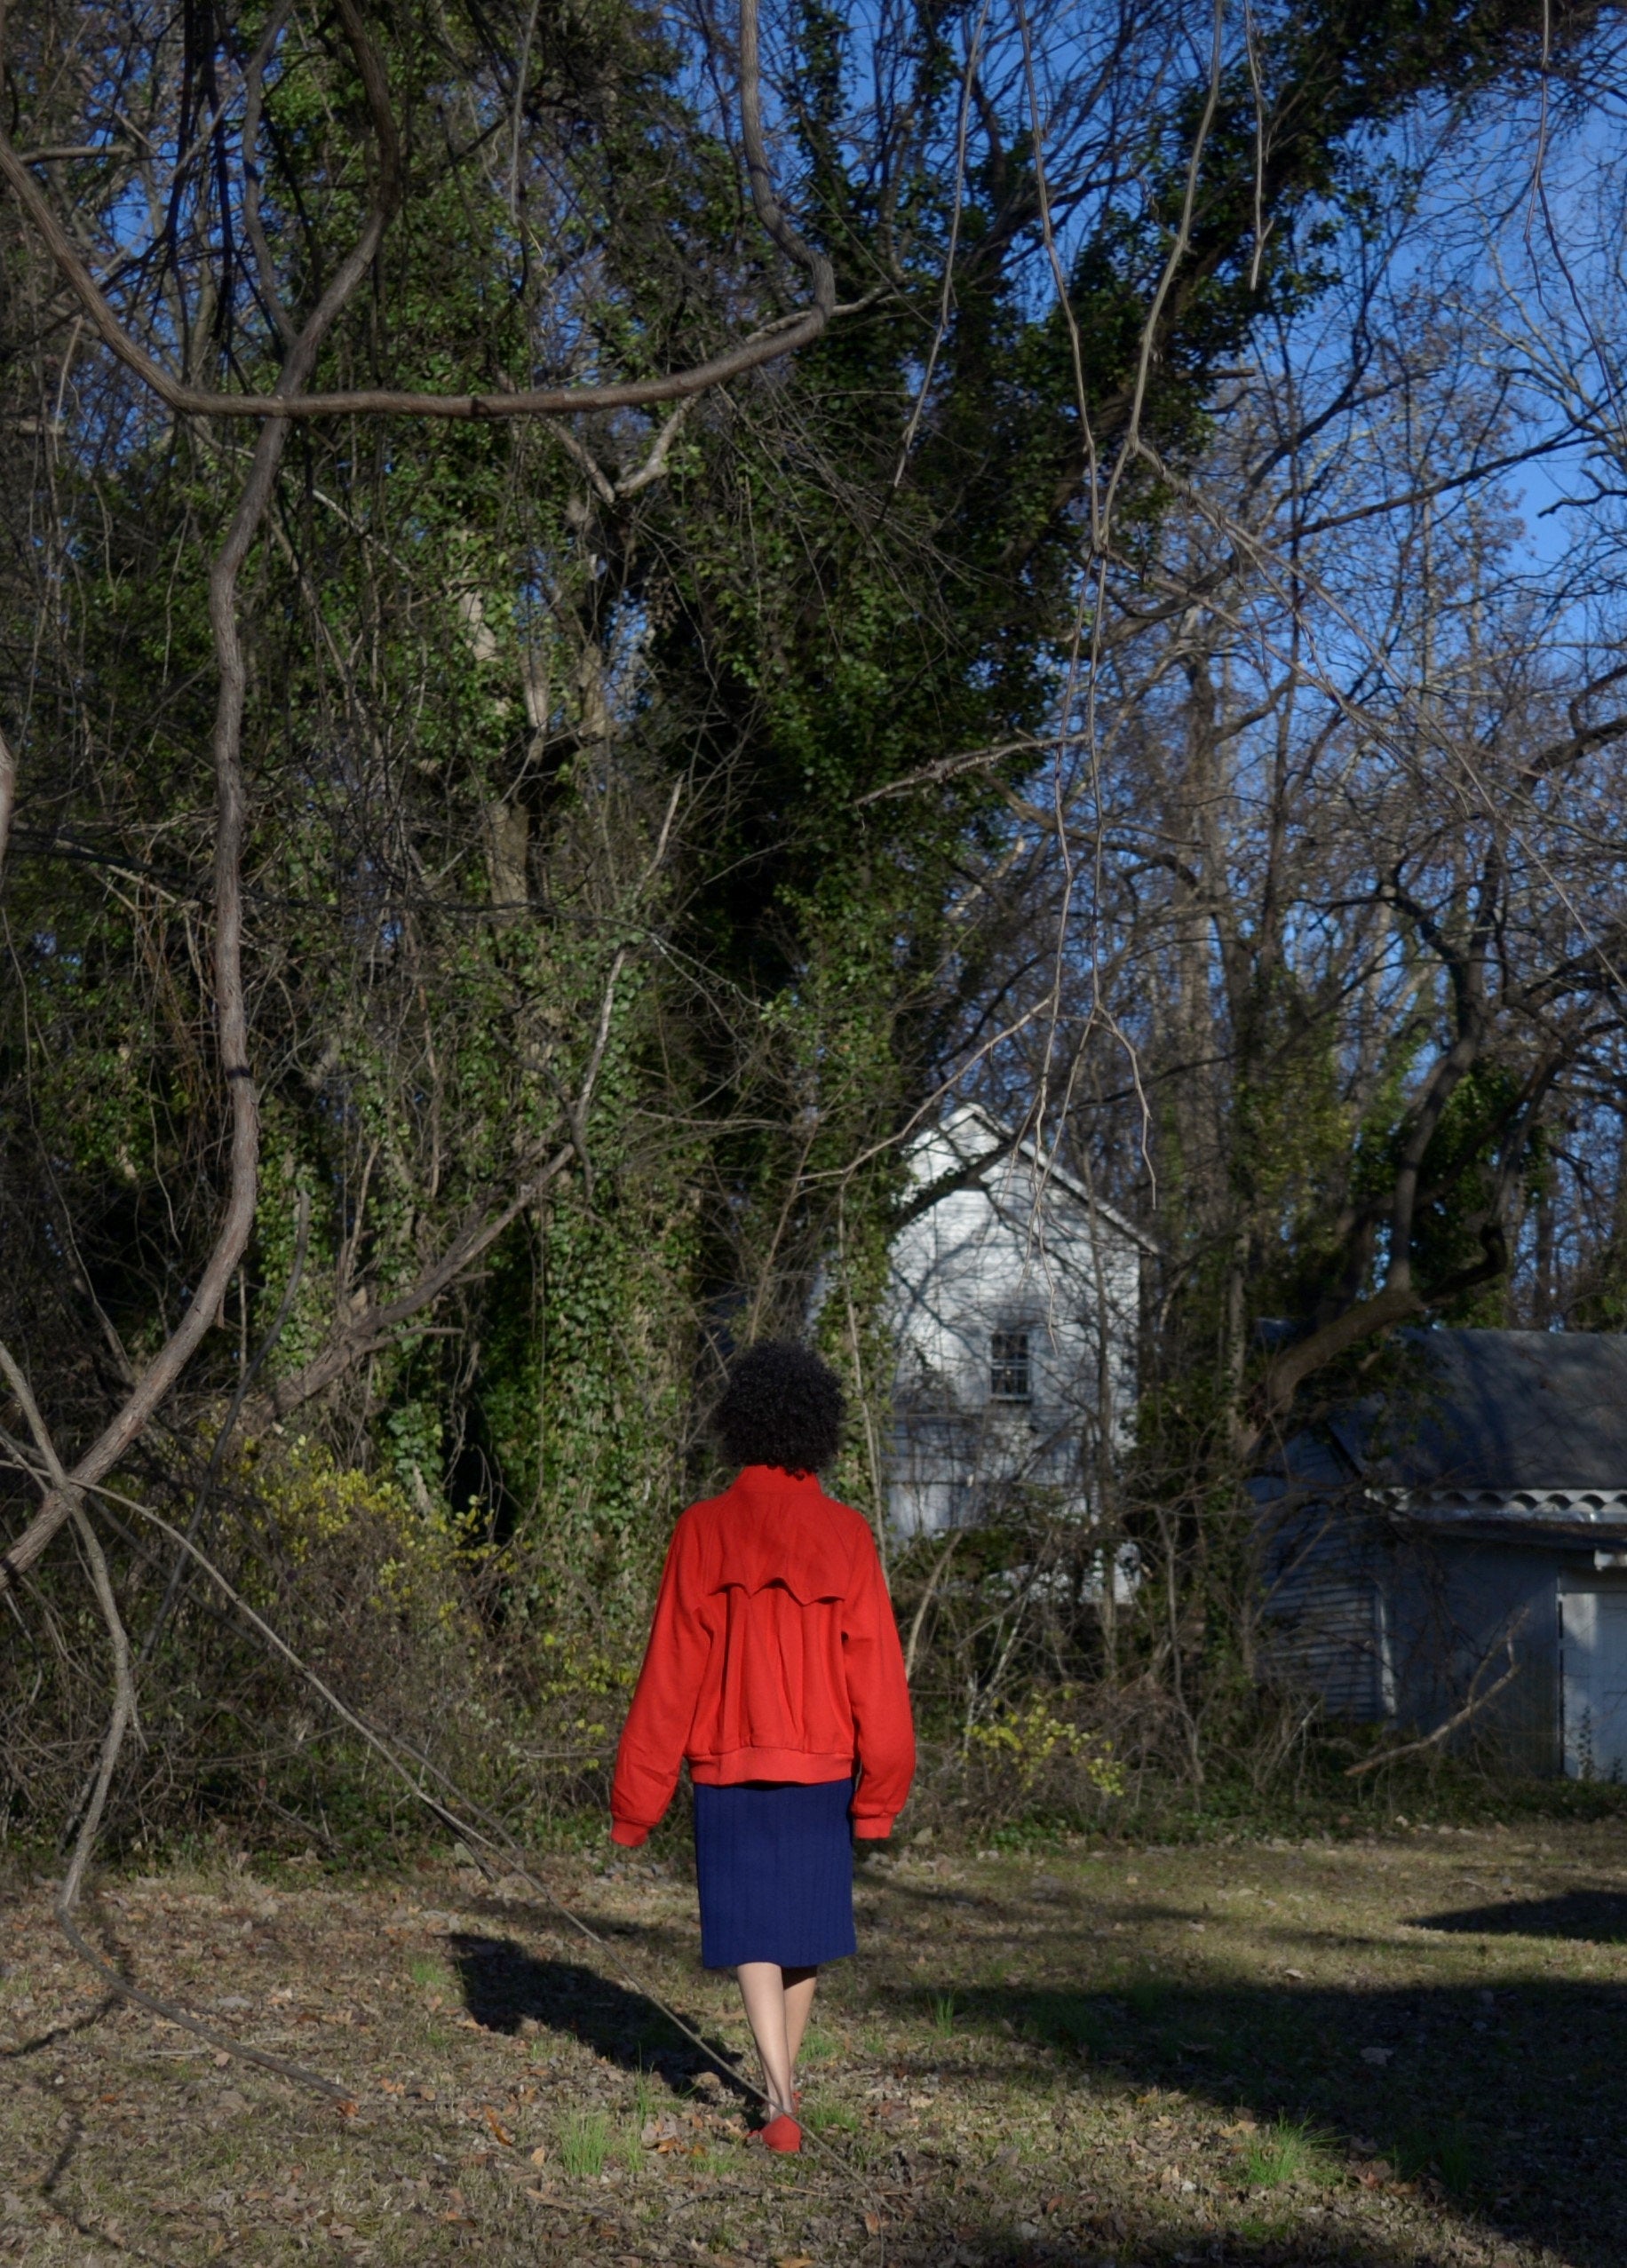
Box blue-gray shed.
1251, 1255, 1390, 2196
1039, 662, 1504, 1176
1257, 1328, 1627, 1777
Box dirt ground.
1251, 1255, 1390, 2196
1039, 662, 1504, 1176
4, 1813, 1626, 2266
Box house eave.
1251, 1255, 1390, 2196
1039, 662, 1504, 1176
1374, 1484, 1627, 1541
917, 1102, 1161, 1256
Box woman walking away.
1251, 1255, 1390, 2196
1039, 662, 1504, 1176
610, 1341, 916, 2154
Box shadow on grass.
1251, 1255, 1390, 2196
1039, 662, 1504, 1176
938, 2210, 1528, 2266
446, 1932, 745, 2093
0, 1993, 120, 2061
1411, 1887, 1627, 1940
883, 1972, 1627, 2266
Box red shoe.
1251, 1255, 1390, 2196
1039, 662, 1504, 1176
759, 2113, 802, 2153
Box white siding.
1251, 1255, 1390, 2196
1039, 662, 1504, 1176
885, 1109, 1143, 1535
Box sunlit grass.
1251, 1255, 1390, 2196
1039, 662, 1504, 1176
559, 2111, 612, 2178
1244, 2118, 1319, 2187
806, 2100, 860, 2135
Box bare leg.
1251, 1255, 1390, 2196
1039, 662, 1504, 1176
735, 1962, 796, 2118
782, 1964, 818, 2080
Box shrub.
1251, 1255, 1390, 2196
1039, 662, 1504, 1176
0, 1427, 497, 1856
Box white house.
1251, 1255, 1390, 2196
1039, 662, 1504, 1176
884, 1105, 1151, 1537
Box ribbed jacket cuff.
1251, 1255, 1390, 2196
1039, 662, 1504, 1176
610, 1820, 649, 1847
852, 1813, 896, 1839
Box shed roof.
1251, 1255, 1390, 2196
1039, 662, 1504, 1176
1330, 1328, 1627, 1496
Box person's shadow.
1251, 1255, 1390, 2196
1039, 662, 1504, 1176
447, 1933, 745, 2094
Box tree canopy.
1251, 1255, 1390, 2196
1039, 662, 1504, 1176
4, 0, 1627, 1836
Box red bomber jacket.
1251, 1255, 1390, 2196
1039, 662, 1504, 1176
609, 1465, 916, 1847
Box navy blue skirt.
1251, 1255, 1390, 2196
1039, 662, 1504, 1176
692, 1777, 856, 1970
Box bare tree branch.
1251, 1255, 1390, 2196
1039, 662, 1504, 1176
0, 1345, 353, 2098
0, 3, 397, 1598
0, 0, 836, 424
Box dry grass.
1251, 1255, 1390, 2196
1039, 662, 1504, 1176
4, 1814, 1625, 2264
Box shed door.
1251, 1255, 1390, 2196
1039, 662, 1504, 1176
1560, 1589, 1627, 1780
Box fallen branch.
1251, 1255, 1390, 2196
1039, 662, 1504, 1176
0, 1346, 352, 2102
1343, 1625, 1525, 1779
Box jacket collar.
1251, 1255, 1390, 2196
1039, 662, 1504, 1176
711, 1465, 852, 1600
731, 1463, 826, 1508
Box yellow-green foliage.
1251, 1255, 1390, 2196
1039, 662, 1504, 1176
536, 1628, 636, 1748
232, 1432, 483, 1635
965, 1693, 1126, 1797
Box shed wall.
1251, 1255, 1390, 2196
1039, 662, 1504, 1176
1387, 1541, 1559, 1778
1260, 1499, 1563, 1774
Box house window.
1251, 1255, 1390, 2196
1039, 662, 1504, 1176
989, 1328, 1032, 1403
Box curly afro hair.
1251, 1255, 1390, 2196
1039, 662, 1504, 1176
714, 1339, 845, 1474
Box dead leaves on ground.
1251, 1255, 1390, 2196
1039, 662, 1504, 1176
4, 1832, 1619, 2265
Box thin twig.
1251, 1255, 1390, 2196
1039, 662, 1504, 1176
902, 1532, 960, 1686
0, 722, 14, 883
1344, 1627, 1525, 1779
241, 0, 298, 349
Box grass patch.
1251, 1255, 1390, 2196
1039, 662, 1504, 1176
1024, 1990, 1110, 2056
1126, 1977, 1168, 2020
1435, 2120, 1480, 2197
1393, 2116, 1481, 2197
6, 1818, 1622, 2264
558, 2110, 612, 2178
1244, 2118, 1320, 2187
806, 2101, 860, 2136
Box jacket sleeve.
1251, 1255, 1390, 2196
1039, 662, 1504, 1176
609, 1517, 709, 1846
841, 1528, 916, 1838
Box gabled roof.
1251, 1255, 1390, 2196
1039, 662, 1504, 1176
1329, 1328, 1627, 1496
906, 1103, 1159, 1254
